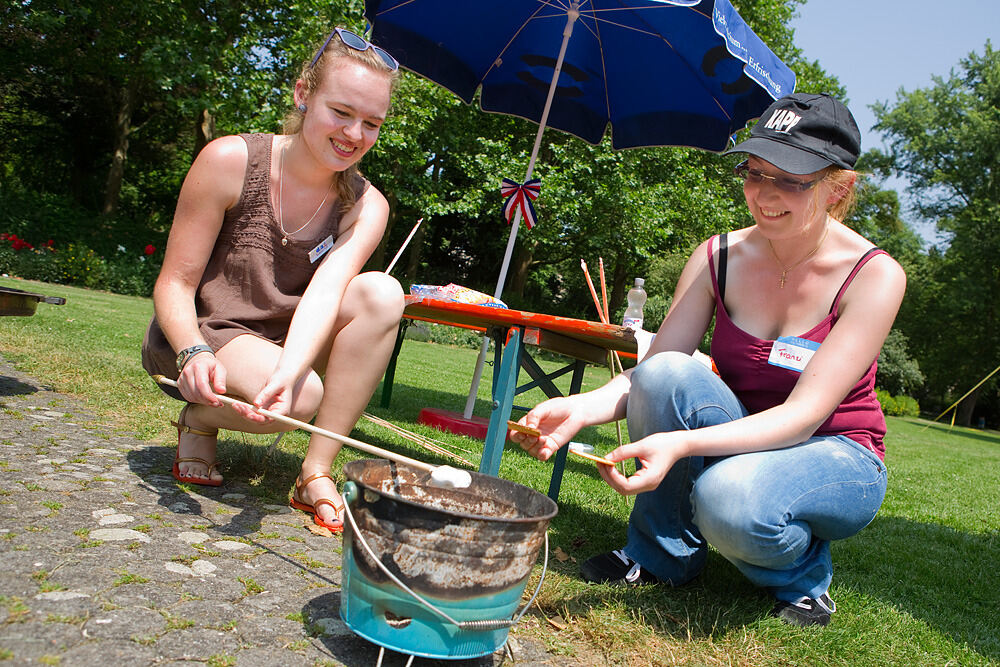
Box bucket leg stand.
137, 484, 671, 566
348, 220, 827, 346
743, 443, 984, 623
374, 647, 415, 667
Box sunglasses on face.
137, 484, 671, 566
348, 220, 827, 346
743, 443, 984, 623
733, 160, 822, 193
310, 27, 399, 71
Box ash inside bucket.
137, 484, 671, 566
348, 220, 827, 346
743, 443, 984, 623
344, 460, 558, 598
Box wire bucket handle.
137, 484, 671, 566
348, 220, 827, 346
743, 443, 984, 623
341, 481, 549, 632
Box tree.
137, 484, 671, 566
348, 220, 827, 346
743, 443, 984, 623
4, 0, 875, 322
0, 0, 361, 220
876, 329, 925, 397
869, 42, 1000, 424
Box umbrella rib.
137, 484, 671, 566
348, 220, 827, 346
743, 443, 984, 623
481, 2, 564, 82
581, 9, 614, 131
587, 3, 738, 124
370, 0, 420, 15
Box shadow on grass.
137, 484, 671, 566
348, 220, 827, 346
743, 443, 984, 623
545, 496, 1000, 659
835, 514, 1000, 660
537, 490, 771, 640
377, 380, 499, 424
907, 419, 1000, 446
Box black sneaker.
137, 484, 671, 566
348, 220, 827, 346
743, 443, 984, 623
580, 549, 659, 585
771, 593, 836, 627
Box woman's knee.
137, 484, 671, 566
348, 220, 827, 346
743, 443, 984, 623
691, 461, 803, 567
631, 351, 706, 399
341, 272, 405, 331
354, 272, 404, 309
628, 351, 732, 437
289, 372, 325, 421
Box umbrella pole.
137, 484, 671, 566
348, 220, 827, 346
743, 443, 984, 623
463, 4, 582, 419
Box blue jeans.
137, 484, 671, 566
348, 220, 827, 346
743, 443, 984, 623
623, 352, 887, 601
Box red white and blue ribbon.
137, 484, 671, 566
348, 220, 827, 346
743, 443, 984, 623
500, 178, 541, 229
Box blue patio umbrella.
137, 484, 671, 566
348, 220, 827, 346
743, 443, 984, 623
366, 0, 794, 152
364, 0, 796, 416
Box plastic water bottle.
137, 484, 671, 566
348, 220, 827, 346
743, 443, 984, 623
622, 278, 646, 330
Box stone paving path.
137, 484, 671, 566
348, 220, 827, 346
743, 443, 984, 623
0, 357, 573, 666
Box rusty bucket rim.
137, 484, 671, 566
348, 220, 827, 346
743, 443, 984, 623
342, 459, 558, 525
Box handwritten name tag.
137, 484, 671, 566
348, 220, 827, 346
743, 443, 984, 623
767, 336, 820, 373
308, 235, 335, 264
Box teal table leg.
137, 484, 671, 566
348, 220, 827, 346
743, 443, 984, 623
546, 359, 587, 500
379, 320, 409, 408
479, 327, 523, 476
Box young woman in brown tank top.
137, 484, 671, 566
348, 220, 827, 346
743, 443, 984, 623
143, 28, 403, 533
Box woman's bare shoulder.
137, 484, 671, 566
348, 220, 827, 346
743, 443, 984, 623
180, 135, 252, 209
192, 135, 250, 176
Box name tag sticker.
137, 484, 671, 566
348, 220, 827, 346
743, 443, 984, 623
308, 235, 335, 264
768, 336, 820, 373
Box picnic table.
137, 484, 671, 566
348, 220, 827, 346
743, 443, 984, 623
0, 286, 66, 316
383, 295, 637, 500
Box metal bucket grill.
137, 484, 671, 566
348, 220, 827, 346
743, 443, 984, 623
339, 460, 558, 660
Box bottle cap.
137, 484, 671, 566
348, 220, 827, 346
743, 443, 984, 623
634, 278, 644, 288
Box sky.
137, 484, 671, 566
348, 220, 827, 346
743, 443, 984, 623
790, 0, 1000, 242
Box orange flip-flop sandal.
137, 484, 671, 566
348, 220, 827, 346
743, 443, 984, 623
289, 471, 344, 533
171, 405, 222, 487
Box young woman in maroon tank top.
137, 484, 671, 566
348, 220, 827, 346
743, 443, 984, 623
510, 94, 907, 626
144, 29, 403, 532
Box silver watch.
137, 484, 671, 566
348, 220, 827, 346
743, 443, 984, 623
176, 344, 214, 372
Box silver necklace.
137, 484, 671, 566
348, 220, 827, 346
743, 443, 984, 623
276, 144, 334, 246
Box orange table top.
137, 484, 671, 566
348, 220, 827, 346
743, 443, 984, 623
404, 296, 638, 356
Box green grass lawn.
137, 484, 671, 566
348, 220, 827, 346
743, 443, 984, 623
2, 276, 998, 666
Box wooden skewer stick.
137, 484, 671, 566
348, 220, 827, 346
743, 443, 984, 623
384, 217, 423, 275
580, 259, 607, 324
364, 412, 474, 466
507, 420, 541, 437
581, 258, 625, 372
581, 259, 626, 453
597, 256, 625, 376
598, 257, 610, 323
508, 420, 613, 467
152, 375, 436, 473
569, 448, 615, 467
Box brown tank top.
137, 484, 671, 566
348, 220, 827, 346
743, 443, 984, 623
142, 133, 358, 383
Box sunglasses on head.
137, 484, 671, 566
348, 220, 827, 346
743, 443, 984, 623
310, 27, 399, 71
733, 160, 822, 193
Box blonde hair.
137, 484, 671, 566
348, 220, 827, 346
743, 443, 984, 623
823, 168, 858, 221
282, 30, 399, 214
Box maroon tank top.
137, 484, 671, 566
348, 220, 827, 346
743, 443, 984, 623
708, 234, 889, 460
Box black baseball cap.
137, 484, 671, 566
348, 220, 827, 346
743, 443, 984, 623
724, 93, 861, 175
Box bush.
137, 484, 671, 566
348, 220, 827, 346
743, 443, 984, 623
419, 321, 486, 349
0, 232, 160, 297
877, 388, 921, 417
103, 246, 160, 296
55, 243, 108, 288
0, 237, 61, 283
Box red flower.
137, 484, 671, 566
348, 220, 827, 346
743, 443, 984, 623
144, 244, 156, 255
11, 238, 32, 251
